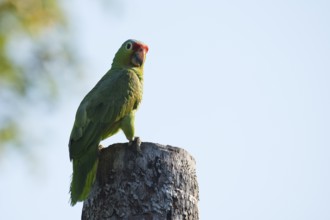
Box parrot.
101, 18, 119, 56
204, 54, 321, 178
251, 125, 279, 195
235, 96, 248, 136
68, 39, 148, 206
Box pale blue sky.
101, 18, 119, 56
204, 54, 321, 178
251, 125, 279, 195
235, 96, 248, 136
1, 0, 330, 219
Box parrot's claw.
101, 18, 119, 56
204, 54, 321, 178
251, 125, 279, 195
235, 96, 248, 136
129, 137, 142, 155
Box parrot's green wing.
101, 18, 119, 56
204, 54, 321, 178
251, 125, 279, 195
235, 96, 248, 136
69, 69, 142, 205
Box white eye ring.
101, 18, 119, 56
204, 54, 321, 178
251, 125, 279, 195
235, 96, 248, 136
125, 42, 133, 50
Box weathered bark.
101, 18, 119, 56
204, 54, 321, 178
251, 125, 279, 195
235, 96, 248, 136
82, 142, 199, 220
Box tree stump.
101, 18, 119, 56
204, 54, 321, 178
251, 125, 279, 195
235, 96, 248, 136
81, 142, 199, 220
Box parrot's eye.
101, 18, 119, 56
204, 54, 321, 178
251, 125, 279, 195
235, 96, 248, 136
125, 42, 132, 50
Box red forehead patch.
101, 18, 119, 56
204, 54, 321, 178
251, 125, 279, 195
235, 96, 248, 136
133, 42, 149, 53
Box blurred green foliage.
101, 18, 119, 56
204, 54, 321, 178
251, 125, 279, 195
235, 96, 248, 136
0, 0, 79, 153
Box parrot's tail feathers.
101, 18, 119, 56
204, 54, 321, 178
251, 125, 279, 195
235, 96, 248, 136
70, 146, 99, 206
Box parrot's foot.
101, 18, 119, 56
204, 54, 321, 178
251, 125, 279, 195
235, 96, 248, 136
129, 137, 142, 155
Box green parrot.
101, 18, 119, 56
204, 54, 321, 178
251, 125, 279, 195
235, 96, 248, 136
68, 39, 148, 206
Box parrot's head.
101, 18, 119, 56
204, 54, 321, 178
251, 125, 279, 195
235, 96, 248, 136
113, 39, 149, 69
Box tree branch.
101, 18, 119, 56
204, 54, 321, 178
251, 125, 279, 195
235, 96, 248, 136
82, 142, 199, 220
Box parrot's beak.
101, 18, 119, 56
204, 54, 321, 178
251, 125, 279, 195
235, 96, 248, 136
131, 44, 148, 67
